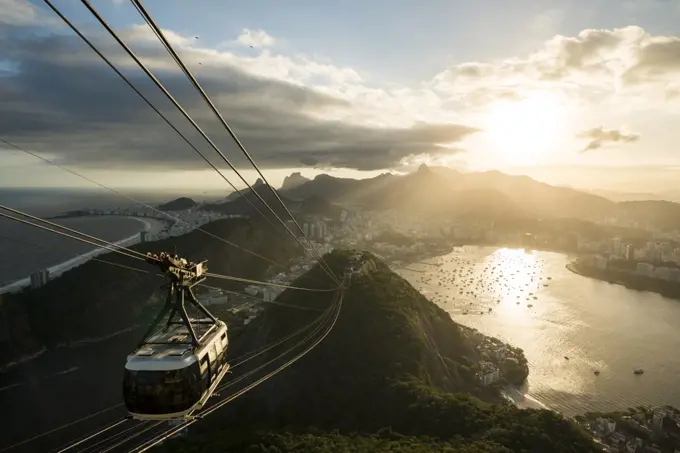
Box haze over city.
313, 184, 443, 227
3, 0, 680, 194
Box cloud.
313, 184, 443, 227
621, 34, 680, 85
431, 25, 680, 105
0, 24, 477, 173
236, 28, 275, 48
0, 0, 45, 26
121, 24, 194, 47
577, 127, 640, 152
434, 27, 637, 90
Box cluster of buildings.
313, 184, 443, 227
155, 209, 242, 240
82, 206, 242, 240
583, 407, 680, 453
325, 209, 463, 259
577, 238, 680, 264
195, 252, 329, 327
477, 361, 501, 386
284, 219, 335, 252
284, 218, 330, 242
326, 207, 575, 254
331, 208, 494, 245
576, 237, 680, 283
463, 327, 523, 387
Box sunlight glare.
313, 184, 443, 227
491, 248, 539, 322
485, 92, 564, 166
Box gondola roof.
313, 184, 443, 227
126, 322, 227, 371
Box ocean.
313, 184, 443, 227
0, 215, 152, 284
398, 246, 680, 416
0, 188, 179, 285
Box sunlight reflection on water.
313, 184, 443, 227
398, 246, 680, 416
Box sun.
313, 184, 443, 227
484, 92, 564, 166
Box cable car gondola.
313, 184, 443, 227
123, 252, 230, 420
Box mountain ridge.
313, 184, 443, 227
201, 183, 295, 218
224, 178, 265, 202
281, 172, 395, 202
281, 172, 310, 191
277, 167, 680, 229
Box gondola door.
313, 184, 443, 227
214, 338, 224, 374
199, 354, 211, 392
207, 345, 218, 384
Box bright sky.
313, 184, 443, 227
2, 0, 680, 193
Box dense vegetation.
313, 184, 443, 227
162, 250, 597, 453
163, 426, 589, 453
0, 218, 298, 366
373, 229, 415, 246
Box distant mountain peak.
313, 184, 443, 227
254, 178, 264, 187
281, 172, 310, 191
158, 197, 196, 211
417, 163, 430, 173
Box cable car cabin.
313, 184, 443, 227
123, 320, 229, 420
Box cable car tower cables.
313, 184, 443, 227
128, 0, 338, 284
0, 210, 144, 263
63, 0, 339, 285
0, 205, 343, 292
0, 206, 341, 293
0, 205, 147, 260
0, 138, 290, 272
40, 1, 287, 243
135, 289, 344, 452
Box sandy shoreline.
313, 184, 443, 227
0, 216, 163, 294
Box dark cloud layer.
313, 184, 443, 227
577, 126, 640, 152
0, 27, 477, 172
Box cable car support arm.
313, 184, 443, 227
141, 252, 218, 347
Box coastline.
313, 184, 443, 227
0, 216, 161, 295
405, 246, 680, 419
396, 246, 539, 412
565, 261, 680, 301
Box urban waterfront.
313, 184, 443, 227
0, 216, 164, 284
398, 246, 680, 417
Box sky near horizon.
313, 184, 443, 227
2, 0, 680, 193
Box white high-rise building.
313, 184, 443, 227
30, 269, 49, 289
